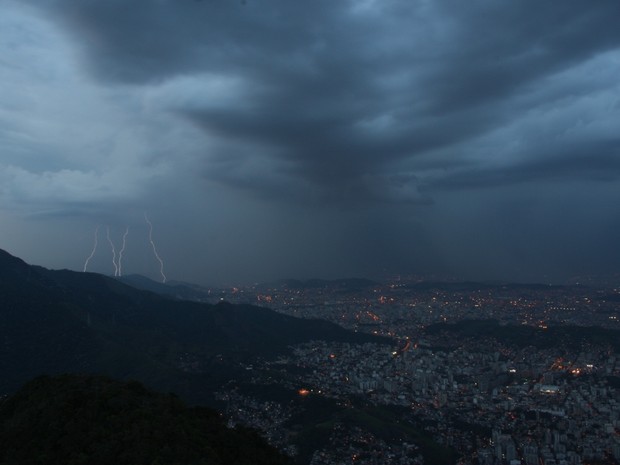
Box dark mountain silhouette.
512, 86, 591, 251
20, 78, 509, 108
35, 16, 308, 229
0, 374, 290, 465
0, 251, 99, 395
0, 249, 388, 401
118, 274, 212, 301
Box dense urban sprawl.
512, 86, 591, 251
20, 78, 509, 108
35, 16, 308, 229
212, 279, 620, 464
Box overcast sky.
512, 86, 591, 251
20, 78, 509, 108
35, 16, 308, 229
1, 0, 619, 285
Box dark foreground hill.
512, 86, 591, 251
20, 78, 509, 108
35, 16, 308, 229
0, 248, 389, 401
0, 374, 290, 465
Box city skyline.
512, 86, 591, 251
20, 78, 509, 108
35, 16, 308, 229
1, 1, 620, 285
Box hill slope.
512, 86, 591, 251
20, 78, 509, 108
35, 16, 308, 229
0, 249, 388, 400
0, 251, 99, 393
0, 374, 290, 465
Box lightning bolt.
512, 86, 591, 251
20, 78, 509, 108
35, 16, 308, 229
106, 226, 119, 277
83, 225, 100, 272
144, 212, 167, 283
118, 227, 129, 277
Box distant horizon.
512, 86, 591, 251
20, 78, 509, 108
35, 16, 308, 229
3, 245, 618, 290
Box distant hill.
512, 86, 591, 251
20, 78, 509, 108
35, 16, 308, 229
0, 374, 290, 465
599, 293, 620, 303
118, 274, 212, 301
403, 281, 566, 292
272, 278, 377, 291
118, 275, 379, 301
0, 248, 388, 401
425, 319, 620, 351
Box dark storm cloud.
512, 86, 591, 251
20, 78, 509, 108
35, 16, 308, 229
31, 0, 337, 82
3, 0, 620, 283
420, 1, 620, 113
27, 0, 620, 205
428, 139, 620, 190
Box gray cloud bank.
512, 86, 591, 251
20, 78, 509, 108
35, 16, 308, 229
1, 0, 619, 284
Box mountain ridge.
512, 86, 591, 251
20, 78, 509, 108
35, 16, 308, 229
0, 248, 389, 402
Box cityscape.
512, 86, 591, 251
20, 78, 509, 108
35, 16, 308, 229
203, 278, 620, 464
